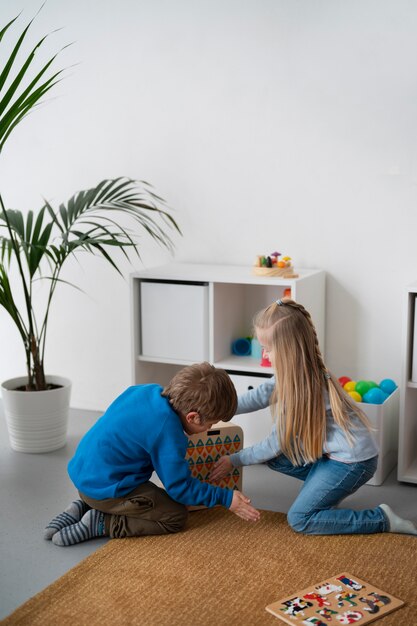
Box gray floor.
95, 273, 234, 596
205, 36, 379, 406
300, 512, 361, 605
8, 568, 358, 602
1, 404, 416, 620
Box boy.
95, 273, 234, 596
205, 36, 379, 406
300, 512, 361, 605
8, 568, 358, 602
45, 362, 260, 546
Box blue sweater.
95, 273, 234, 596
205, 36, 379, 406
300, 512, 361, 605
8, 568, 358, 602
68, 384, 232, 509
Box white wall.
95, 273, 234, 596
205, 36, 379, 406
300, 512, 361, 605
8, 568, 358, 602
1, 0, 417, 410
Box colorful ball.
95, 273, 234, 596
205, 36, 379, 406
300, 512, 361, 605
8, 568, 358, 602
379, 378, 397, 395
344, 381, 357, 392
355, 380, 371, 397
367, 381, 378, 389
363, 388, 388, 405
338, 376, 351, 387
348, 391, 362, 403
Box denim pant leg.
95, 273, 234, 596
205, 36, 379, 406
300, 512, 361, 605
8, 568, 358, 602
267, 454, 387, 535
267, 454, 313, 480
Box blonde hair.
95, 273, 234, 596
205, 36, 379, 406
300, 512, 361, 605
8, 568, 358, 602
254, 299, 371, 466
162, 362, 237, 424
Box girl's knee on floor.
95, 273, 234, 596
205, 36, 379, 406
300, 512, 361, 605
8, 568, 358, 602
287, 508, 313, 534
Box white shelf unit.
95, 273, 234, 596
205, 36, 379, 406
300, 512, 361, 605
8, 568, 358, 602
130, 263, 326, 388
398, 282, 417, 483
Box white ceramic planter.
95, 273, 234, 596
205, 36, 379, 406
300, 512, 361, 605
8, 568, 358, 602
1, 375, 71, 453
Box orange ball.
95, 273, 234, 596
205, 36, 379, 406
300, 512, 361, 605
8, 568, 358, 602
277, 261, 286, 268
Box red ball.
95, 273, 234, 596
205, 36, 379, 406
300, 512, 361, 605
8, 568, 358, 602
338, 376, 351, 387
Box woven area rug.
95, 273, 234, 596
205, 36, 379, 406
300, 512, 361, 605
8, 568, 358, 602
3, 509, 416, 625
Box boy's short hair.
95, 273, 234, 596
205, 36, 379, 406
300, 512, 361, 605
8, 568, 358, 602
162, 362, 237, 424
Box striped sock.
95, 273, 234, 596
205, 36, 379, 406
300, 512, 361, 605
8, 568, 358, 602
52, 509, 107, 546
44, 500, 90, 540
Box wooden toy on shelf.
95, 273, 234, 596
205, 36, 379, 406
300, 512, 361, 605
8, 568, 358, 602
253, 251, 298, 278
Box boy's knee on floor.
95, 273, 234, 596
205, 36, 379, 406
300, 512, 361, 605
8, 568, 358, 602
162, 504, 188, 533
165, 512, 188, 533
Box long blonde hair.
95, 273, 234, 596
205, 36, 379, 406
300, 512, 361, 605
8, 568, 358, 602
254, 299, 371, 466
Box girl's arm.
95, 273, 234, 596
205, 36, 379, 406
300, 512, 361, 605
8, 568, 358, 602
210, 424, 280, 481
236, 377, 275, 414
210, 378, 278, 482
230, 424, 280, 466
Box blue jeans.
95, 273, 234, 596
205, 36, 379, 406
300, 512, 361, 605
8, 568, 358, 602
267, 454, 388, 535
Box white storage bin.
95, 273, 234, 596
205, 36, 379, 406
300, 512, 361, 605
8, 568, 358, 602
360, 388, 399, 486
228, 373, 274, 447
140, 281, 209, 363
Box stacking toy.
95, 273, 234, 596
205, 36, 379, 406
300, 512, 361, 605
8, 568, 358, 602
363, 388, 388, 404
260, 348, 272, 367
348, 391, 362, 403
251, 337, 263, 359
231, 338, 251, 356
379, 378, 397, 395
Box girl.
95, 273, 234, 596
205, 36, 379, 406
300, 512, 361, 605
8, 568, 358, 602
210, 298, 417, 536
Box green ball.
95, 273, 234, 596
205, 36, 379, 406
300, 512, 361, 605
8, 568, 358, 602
367, 381, 378, 389
355, 380, 371, 396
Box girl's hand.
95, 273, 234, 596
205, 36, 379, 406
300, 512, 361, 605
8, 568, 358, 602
229, 491, 260, 522
209, 456, 233, 482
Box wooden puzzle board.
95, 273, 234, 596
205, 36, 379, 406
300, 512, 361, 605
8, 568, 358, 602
186, 422, 243, 510
266, 572, 404, 625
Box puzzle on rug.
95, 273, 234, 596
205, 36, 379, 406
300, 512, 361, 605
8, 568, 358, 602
266, 572, 404, 625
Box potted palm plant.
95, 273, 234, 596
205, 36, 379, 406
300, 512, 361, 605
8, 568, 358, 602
0, 13, 180, 452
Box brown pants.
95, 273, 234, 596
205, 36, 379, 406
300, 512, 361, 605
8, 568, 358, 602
79, 482, 188, 538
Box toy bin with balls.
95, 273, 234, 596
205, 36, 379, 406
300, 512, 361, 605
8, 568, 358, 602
338, 377, 399, 486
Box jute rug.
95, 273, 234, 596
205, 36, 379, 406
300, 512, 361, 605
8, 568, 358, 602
3, 509, 416, 626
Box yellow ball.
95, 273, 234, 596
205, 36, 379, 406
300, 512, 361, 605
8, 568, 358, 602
348, 390, 362, 403
344, 381, 357, 392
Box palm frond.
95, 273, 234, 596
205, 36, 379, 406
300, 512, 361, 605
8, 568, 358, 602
0, 12, 67, 153
0, 263, 28, 340
0, 14, 27, 93
55, 177, 181, 255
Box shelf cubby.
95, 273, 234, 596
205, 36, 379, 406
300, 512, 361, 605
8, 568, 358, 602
130, 263, 325, 387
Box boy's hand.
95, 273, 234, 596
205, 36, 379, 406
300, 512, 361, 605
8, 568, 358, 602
209, 455, 233, 482
229, 491, 260, 522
